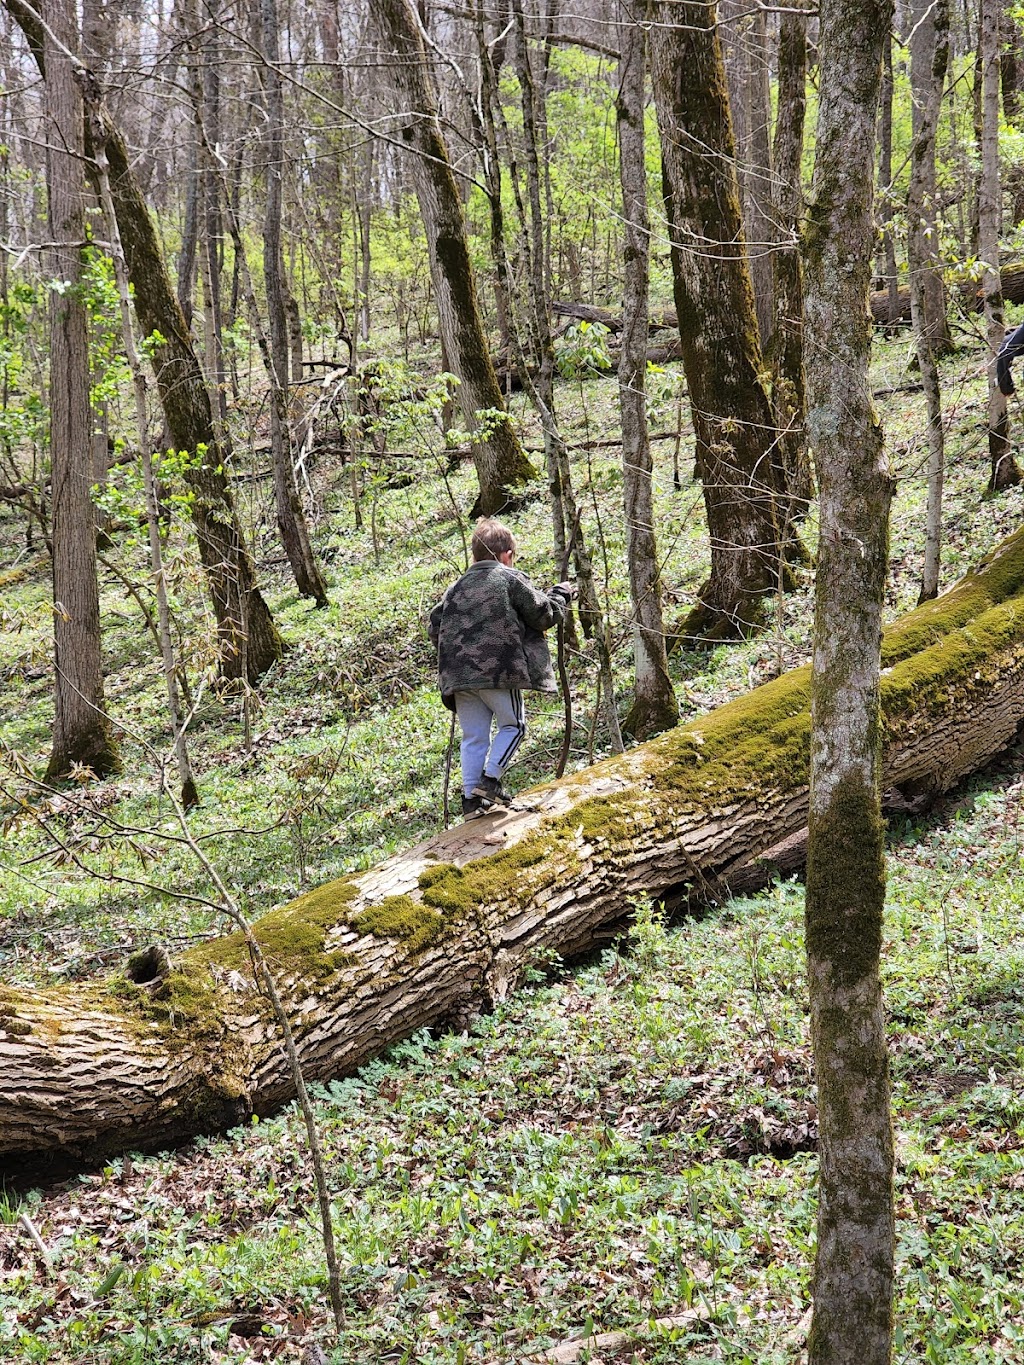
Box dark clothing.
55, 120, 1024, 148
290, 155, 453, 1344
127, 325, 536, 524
997, 323, 1024, 395
428, 561, 570, 710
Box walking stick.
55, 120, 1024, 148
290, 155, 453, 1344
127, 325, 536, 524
554, 512, 581, 779
442, 709, 456, 829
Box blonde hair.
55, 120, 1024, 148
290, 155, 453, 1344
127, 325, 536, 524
471, 518, 517, 562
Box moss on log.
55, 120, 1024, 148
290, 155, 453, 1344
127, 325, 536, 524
4, 527, 1024, 1168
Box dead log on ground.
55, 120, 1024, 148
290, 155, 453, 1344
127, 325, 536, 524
870, 260, 1024, 324
4, 526, 1024, 1168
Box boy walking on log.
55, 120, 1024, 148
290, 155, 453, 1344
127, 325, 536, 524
429, 519, 576, 820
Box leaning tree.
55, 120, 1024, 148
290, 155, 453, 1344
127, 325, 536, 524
367, 0, 536, 516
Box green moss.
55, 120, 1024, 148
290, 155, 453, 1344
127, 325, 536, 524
805, 770, 886, 993
418, 862, 460, 890
418, 863, 468, 912
882, 525, 1024, 667
351, 896, 444, 954
187, 877, 360, 978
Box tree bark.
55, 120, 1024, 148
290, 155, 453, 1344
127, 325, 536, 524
649, 0, 791, 643
41, 0, 120, 781
94, 100, 285, 679
876, 31, 901, 326
5, 519, 1024, 1169
616, 2, 678, 739
368, 0, 536, 516
909, 0, 950, 601
260, 0, 329, 606
909, 0, 954, 357
768, 4, 812, 517
803, 0, 895, 1359
979, 0, 1022, 492
4, 0, 283, 682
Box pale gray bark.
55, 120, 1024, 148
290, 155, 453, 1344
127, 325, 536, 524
909, 0, 949, 601
803, 0, 895, 1359
260, 0, 329, 606
41, 0, 119, 780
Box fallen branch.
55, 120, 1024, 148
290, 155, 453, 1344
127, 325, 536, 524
524, 1305, 711, 1362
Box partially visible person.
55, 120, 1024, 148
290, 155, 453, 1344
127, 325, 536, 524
428, 519, 575, 820
996, 321, 1024, 395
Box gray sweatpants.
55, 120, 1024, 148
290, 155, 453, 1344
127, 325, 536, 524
453, 688, 526, 797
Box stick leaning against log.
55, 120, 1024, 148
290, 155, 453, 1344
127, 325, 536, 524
4, 526, 1024, 1168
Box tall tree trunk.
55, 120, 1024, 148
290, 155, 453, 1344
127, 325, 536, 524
260, 0, 329, 606
740, 7, 775, 346
511, 0, 622, 753
979, 0, 1022, 491
199, 22, 230, 438
803, 0, 895, 1360
93, 132, 197, 807
877, 32, 901, 326
473, 0, 512, 364
649, 0, 791, 643
367, 0, 536, 516
909, 0, 950, 601
768, 4, 812, 517
93, 99, 284, 679
7, 514, 1024, 1168
7, 0, 284, 682
617, 2, 678, 740
910, 0, 954, 357
41, 0, 120, 781
176, 0, 201, 331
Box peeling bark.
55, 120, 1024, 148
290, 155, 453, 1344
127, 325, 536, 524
4, 521, 1024, 1170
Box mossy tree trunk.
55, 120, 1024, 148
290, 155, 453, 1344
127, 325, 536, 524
6, 518, 1024, 1169
649, 1, 792, 643
979, 0, 1023, 492
768, 5, 812, 518
368, 0, 536, 516
5, 0, 283, 683
616, 2, 678, 739
94, 103, 284, 681
803, 1, 895, 1361
41, 0, 120, 781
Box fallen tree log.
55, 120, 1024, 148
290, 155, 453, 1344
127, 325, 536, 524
4, 526, 1024, 1168
870, 260, 1024, 324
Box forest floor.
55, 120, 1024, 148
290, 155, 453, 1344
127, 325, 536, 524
2, 325, 1024, 1361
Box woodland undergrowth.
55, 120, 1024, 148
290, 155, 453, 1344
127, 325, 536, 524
1, 327, 1024, 1362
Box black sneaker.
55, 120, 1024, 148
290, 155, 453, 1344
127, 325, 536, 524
471, 774, 513, 808
461, 794, 487, 821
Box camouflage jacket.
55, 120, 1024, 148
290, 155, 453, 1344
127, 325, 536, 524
428, 562, 570, 709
